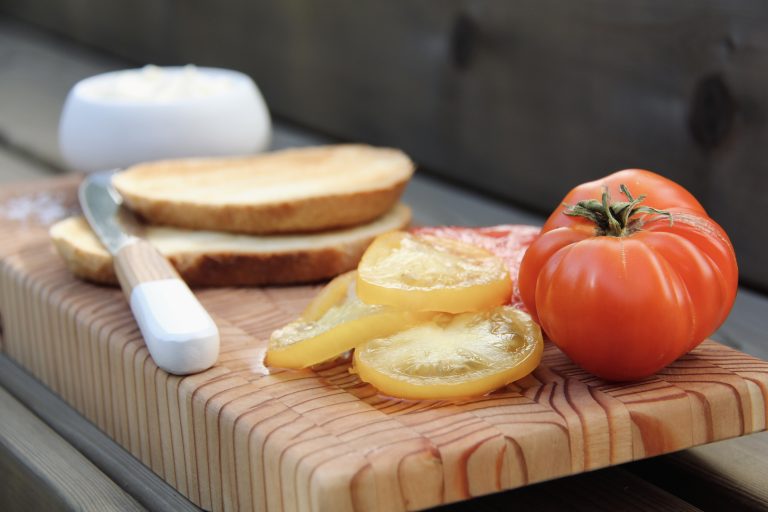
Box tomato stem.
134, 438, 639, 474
563, 184, 672, 237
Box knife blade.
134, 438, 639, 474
79, 169, 141, 252
79, 170, 220, 375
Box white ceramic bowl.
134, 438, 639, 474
59, 66, 271, 172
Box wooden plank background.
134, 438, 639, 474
2, 1, 768, 293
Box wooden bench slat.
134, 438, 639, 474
0, 354, 201, 512
628, 432, 768, 512
439, 466, 703, 512
0, 386, 146, 512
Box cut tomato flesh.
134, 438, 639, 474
266, 271, 433, 369
356, 231, 512, 313
353, 306, 543, 400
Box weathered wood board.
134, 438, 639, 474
1, 178, 767, 512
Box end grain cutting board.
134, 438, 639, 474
1, 177, 767, 512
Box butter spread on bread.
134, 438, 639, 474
50, 204, 411, 286
112, 144, 414, 234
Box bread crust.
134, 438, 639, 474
113, 144, 414, 234
49, 205, 411, 287
168, 241, 367, 286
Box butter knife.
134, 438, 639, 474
78, 170, 220, 375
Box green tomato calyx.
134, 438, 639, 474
563, 184, 672, 237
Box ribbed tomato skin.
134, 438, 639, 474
518, 169, 738, 381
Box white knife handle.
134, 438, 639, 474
114, 239, 220, 375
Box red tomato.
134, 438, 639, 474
412, 225, 540, 310
518, 169, 738, 381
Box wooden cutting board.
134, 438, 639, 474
1, 177, 767, 512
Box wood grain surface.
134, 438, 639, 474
1, 181, 768, 512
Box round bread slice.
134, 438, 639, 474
111, 144, 414, 234
49, 204, 411, 286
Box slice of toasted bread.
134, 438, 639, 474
111, 144, 414, 234
50, 204, 411, 286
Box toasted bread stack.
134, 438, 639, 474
51, 144, 414, 286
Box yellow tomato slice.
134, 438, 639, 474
353, 306, 543, 400
266, 271, 433, 369
301, 270, 356, 321
356, 231, 512, 313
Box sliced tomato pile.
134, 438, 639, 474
266, 271, 433, 369
412, 225, 540, 310
266, 228, 544, 400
